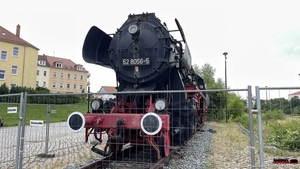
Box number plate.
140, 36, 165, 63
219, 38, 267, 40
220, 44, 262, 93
122, 58, 150, 66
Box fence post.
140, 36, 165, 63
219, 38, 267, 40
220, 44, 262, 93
45, 104, 55, 157
15, 92, 24, 169
18, 92, 27, 169
247, 86, 255, 168
37, 104, 55, 158
255, 86, 264, 168
45, 104, 50, 154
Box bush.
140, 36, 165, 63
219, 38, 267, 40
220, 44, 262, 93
228, 94, 246, 119
262, 109, 285, 125
35, 86, 50, 94
0, 83, 9, 94
265, 120, 300, 151
232, 113, 256, 130
0, 85, 81, 104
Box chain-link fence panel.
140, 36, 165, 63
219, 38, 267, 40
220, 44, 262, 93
3, 87, 300, 169
252, 87, 300, 168
0, 93, 23, 169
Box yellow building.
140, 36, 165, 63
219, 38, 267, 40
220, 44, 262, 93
0, 25, 39, 88
37, 54, 89, 93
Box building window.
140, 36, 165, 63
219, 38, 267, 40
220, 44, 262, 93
53, 72, 57, 78
43, 82, 46, 87
80, 75, 84, 80
60, 82, 64, 89
38, 60, 46, 66
52, 81, 56, 88
37, 70, 40, 75
80, 84, 83, 90
11, 65, 18, 75
67, 73, 71, 79
77, 65, 82, 71
0, 70, 5, 80
10, 83, 17, 88
36, 81, 39, 86
74, 83, 77, 89
67, 83, 70, 89
60, 72, 64, 78
1, 51, 7, 61
13, 47, 19, 57
44, 71, 47, 76
56, 62, 62, 68
74, 74, 77, 80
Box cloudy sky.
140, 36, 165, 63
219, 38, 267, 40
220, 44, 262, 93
1, 0, 300, 98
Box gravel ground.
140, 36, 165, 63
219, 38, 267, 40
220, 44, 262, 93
163, 123, 214, 169
64, 123, 214, 169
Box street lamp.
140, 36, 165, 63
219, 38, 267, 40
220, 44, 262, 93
265, 86, 268, 104
87, 73, 91, 113
223, 52, 228, 122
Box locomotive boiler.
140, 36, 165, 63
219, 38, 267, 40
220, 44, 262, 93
67, 13, 208, 159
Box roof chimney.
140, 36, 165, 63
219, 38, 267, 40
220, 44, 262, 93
16, 24, 20, 37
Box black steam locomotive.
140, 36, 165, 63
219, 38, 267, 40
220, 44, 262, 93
68, 13, 208, 159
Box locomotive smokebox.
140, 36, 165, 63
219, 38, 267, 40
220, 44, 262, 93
82, 26, 112, 68
67, 112, 86, 132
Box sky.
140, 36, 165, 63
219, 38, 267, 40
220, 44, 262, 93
1, 0, 300, 98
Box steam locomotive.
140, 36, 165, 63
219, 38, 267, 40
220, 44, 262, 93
67, 13, 208, 159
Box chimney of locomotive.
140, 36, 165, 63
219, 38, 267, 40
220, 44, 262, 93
128, 24, 140, 40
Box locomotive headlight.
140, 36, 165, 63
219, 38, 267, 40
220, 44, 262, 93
91, 99, 103, 110
128, 24, 138, 34
141, 112, 162, 135
155, 99, 166, 111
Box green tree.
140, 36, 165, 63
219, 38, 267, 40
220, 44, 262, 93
228, 93, 245, 119
290, 96, 300, 105
0, 83, 9, 94
194, 63, 215, 88
292, 106, 300, 115
194, 63, 227, 121
290, 96, 300, 111
215, 77, 224, 87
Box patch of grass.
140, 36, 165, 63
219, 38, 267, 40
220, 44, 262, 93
208, 121, 300, 168
0, 101, 88, 127
205, 148, 213, 155
264, 147, 300, 157
208, 122, 255, 167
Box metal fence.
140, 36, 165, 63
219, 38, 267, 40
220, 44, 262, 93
0, 93, 23, 169
251, 86, 300, 169
0, 86, 300, 169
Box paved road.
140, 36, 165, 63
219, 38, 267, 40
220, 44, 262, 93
0, 122, 105, 169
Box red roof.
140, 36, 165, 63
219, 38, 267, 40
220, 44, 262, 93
289, 91, 300, 96
101, 86, 117, 92
38, 54, 88, 72
0, 25, 39, 49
